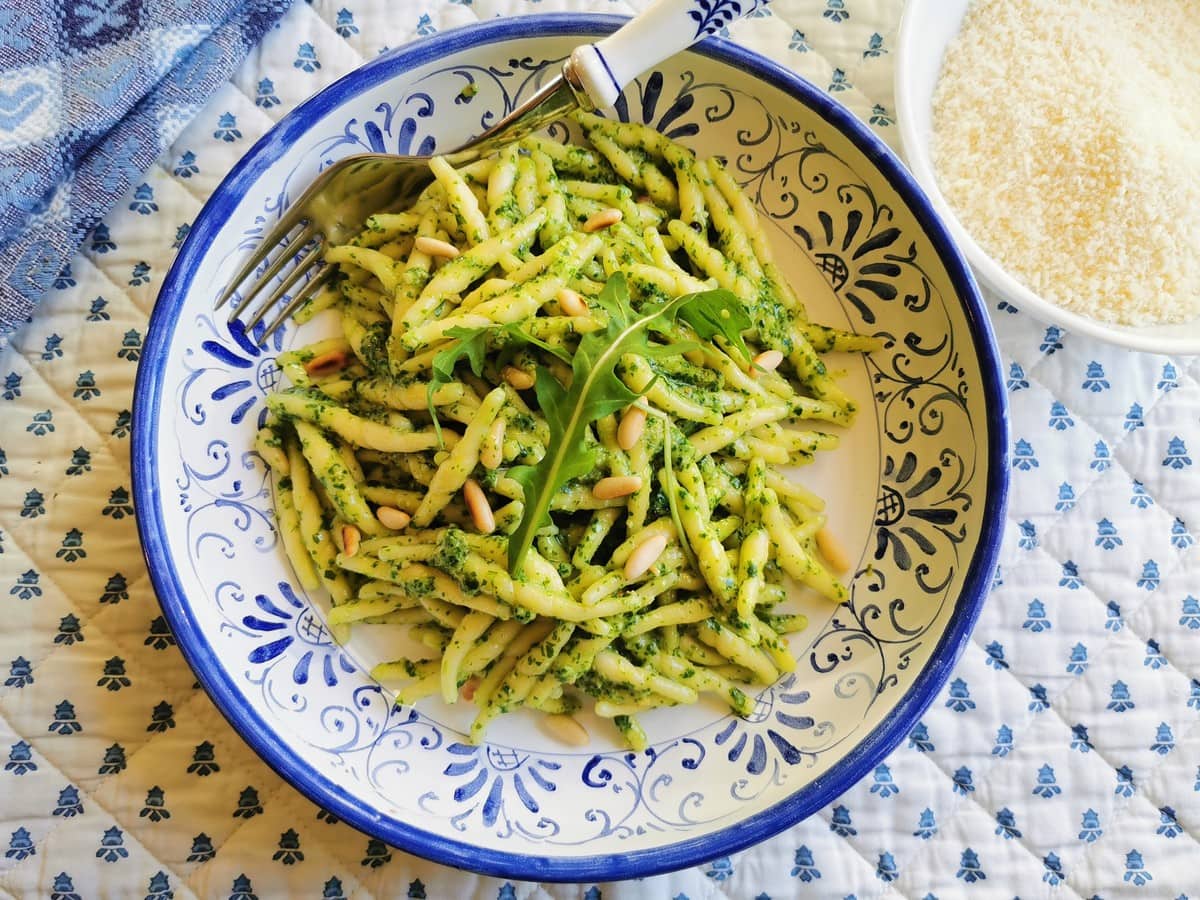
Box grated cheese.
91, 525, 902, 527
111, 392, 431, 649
931, 0, 1200, 327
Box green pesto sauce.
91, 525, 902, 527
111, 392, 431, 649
651, 354, 723, 392
432, 527, 470, 573
358, 323, 390, 375
511, 412, 536, 433
494, 197, 521, 222
759, 305, 794, 354
402, 575, 435, 598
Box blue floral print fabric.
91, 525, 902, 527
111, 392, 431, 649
0, 0, 291, 342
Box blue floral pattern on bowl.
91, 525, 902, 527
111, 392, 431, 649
134, 15, 1006, 881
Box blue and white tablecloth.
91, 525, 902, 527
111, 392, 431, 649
1, 1, 1198, 897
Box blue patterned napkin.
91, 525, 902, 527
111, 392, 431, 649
0, 0, 292, 342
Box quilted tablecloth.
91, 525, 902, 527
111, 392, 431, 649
2, 1, 1198, 897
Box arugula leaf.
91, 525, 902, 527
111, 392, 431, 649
506, 274, 743, 571
676, 291, 755, 362
426, 324, 571, 445
426, 327, 489, 445
642, 403, 700, 574
432, 327, 490, 385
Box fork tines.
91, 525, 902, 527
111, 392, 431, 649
215, 221, 332, 343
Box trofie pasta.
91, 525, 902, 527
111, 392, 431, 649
255, 111, 879, 750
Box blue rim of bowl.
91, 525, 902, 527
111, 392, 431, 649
134, 12, 1010, 883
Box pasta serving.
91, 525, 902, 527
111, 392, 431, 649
253, 110, 878, 750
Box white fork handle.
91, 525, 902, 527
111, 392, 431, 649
568, 0, 769, 110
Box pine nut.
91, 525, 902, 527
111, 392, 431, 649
376, 506, 411, 530
556, 287, 589, 317
341, 524, 361, 558
592, 475, 643, 500
624, 532, 669, 581
816, 525, 852, 574
502, 365, 535, 390
304, 349, 349, 377
751, 349, 784, 377
460, 677, 480, 702
480, 418, 506, 470
583, 207, 622, 232
617, 406, 647, 451
414, 235, 460, 259
463, 478, 495, 534
543, 713, 590, 747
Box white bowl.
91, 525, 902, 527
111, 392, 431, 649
895, 0, 1200, 354
134, 13, 1008, 880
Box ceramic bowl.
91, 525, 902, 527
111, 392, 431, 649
134, 14, 1008, 881
895, 0, 1200, 354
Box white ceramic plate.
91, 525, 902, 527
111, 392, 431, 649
134, 14, 1008, 881
895, 0, 1200, 354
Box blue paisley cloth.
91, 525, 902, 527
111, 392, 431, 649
0, 0, 292, 342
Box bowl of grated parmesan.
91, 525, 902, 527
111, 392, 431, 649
895, 0, 1200, 353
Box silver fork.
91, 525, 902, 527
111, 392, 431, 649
215, 0, 770, 342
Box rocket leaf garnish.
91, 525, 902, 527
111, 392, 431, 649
506, 273, 746, 571
426, 323, 569, 445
